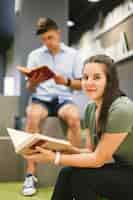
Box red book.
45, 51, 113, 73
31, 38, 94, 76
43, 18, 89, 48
17, 65, 55, 83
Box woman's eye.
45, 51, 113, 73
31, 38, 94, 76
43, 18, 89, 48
82, 75, 88, 80
94, 75, 100, 80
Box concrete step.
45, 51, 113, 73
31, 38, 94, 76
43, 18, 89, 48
0, 137, 24, 181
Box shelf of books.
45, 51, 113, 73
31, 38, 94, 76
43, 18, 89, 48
115, 49, 133, 64
93, 10, 133, 40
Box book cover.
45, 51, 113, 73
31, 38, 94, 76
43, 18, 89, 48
17, 65, 55, 82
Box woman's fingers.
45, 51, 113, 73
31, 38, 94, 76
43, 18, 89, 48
36, 146, 45, 153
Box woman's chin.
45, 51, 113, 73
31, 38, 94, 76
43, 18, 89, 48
87, 93, 97, 100
84, 91, 99, 101
88, 95, 101, 103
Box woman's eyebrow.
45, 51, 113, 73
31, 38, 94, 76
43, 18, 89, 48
94, 73, 101, 76
83, 72, 88, 76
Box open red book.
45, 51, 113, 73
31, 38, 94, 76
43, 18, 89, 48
17, 65, 55, 83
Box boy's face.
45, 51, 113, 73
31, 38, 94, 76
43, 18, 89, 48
40, 29, 61, 51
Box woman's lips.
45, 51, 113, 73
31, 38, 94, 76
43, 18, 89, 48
87, 88, 96, 92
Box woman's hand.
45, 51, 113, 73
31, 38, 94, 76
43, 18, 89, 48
24, 146, 55, 164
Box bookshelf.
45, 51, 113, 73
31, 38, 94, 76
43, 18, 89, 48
93, 10, 133, 39
115, 49, 133, 64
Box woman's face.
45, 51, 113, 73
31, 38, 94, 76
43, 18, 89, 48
82, 62, 107, 103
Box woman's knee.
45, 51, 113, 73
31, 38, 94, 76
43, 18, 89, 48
71, 168, 94, 182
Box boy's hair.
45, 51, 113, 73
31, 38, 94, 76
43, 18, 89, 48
36, 17, 58, 35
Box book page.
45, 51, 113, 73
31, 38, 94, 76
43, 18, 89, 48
7, 128, 78, 154
7, 128, 34, 148
17, 66, 31, 75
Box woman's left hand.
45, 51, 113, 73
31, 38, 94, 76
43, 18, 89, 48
24, 146, 55, 164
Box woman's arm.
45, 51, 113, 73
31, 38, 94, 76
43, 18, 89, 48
24, 132, 128, 168
59, 132, 128, 168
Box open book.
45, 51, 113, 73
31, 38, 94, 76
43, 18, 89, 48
7, 128, 79, 155
17, 65, 55, 83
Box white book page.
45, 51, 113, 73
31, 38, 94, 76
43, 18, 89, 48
7, 128, 34, 149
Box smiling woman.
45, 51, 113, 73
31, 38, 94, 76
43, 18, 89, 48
82, 61, 107, 105
24, 54, 133, 200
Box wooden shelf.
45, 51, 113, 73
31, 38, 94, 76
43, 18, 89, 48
0, 136, 10, 140
115, 50, 133, 64
93, 10, 133, 39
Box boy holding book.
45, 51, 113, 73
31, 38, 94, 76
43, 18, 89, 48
22, 17, 83, 196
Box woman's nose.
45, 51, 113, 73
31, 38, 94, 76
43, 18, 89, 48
86, 78, 94, 85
